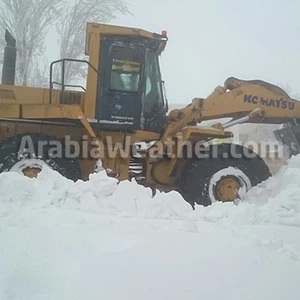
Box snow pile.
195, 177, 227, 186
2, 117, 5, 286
0, 156, 300, 224
1, 157, 300, 300
1, 155, 300, 227
0, 166, 191, 223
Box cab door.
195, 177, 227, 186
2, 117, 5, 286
97, 38, 144, 129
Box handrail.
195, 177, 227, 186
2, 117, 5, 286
49, 58, 99, 104
51, 81, 86, 92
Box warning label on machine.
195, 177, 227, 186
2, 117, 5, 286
112, 59, 141, 73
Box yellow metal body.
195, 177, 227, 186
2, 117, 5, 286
0, 23, 164, 180
0, 23, 299, 191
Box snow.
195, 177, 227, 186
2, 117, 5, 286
1, 156, 300, 299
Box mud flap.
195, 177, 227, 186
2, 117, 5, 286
274, 125, 300, 156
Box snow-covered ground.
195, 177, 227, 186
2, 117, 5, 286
1, 157, 300, 299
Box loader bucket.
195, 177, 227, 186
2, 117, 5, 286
274, 124, 300, 156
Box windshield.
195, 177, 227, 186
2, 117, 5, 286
110, 46, 141, 92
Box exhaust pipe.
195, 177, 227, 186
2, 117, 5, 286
2, 29, 16, 85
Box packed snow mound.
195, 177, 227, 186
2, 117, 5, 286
0, 166, 191, 221
0, 155, 300, 227
1, 158, 300, 300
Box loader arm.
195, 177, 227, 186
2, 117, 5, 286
162, 76, 300, 142
201, 77, 300, 124
147, 77, 300, 190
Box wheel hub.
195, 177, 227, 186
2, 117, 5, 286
208, 167, 252, 203
9, 158, 49, 178
22, 167, 42, 178
215, 176, 241, 202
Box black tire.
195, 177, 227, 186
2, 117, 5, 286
178, 143, 271, 207
0, 133, 81, 181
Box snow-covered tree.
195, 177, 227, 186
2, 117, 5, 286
0, 0, 65, 86
0, 0, 130, 87
56, 0, 130, 84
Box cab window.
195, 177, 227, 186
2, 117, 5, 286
110, 46, 141, 92
144, 50, 164, 116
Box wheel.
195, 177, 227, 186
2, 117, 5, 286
178, 143, 271, 206
0, 133, 81, 181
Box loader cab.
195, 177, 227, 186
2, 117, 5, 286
86, 23, 169, 134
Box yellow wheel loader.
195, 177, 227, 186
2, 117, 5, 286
0, 23, 298, 206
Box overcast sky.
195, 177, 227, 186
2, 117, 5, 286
113, 0, 300, 104
46, 0, 300, 105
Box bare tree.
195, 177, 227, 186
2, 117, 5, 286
56, 0, 130, 85
28, 55, 50, 87
0, 0, 131, 87
0, 0, 65, 86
